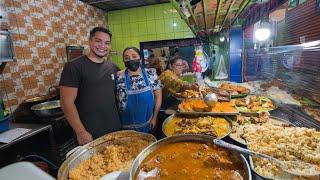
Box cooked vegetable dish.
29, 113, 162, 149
235, 95, 275, 113
220, 82, 250, 96
174, 89, 201, 99
229, 113, 290, 145
164, 116, 230, 138
178, 99, 237, 113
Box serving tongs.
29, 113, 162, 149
213, 139, 320, 177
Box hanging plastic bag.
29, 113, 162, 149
201, 50, 209, 72
192, 46, 208, 73
192, 46, 209, 84
214, 54, 228, 79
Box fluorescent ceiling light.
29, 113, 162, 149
254, 28, 271, 41
219, 36, 225, 42
0, 34, 7, 40
302, 40, 320, 48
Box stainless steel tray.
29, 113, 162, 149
162, 114, 232, 138
242, 117, 319, 180
177, 110, 239, 116
173, 93, 232, 102
228, 116, 294, 146
249, 155, 320, 180
57, 130, 156, 180
249, 156, 275, 180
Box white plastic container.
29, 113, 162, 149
0, 162, 55, 180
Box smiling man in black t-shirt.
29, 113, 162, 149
59, 27, 121, 145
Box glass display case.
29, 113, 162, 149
241, 0, 320, 130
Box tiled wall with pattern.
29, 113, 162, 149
107, 3, 194, 69
0, 0, 107, 111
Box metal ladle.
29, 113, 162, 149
213, 139, 320, 177
204, 93, 218, 107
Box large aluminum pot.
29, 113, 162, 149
130, 134, 252, 180
58, 130, 156, 180
30, 100, 63, 117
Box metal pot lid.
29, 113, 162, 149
25, 96, 49, 103
30, 100, 61, 111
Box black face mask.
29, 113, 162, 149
125, 60, 140, 72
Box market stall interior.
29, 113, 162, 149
0, 0, 320, 179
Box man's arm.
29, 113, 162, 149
60, 86, 92, 145
150, 89, 162, 129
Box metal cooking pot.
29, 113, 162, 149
130, 134, 252, 180
13, 86, 60, 123
25, 85, 59, 104
13, 95, 57, 123
57, 130, 157, 180
30, 100, 63, 117
25, 92, 58, 103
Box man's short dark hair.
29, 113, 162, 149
89, 27, 112, 39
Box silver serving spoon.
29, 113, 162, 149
204, 93, 218, 106
213, 139, 320, 177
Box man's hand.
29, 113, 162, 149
61, 86, 91, 145
150, 117, 157, 130
76, 131, 93, 145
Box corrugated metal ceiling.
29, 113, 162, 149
81, 0, 170, 11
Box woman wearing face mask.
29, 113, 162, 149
116, 47, 162, 133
